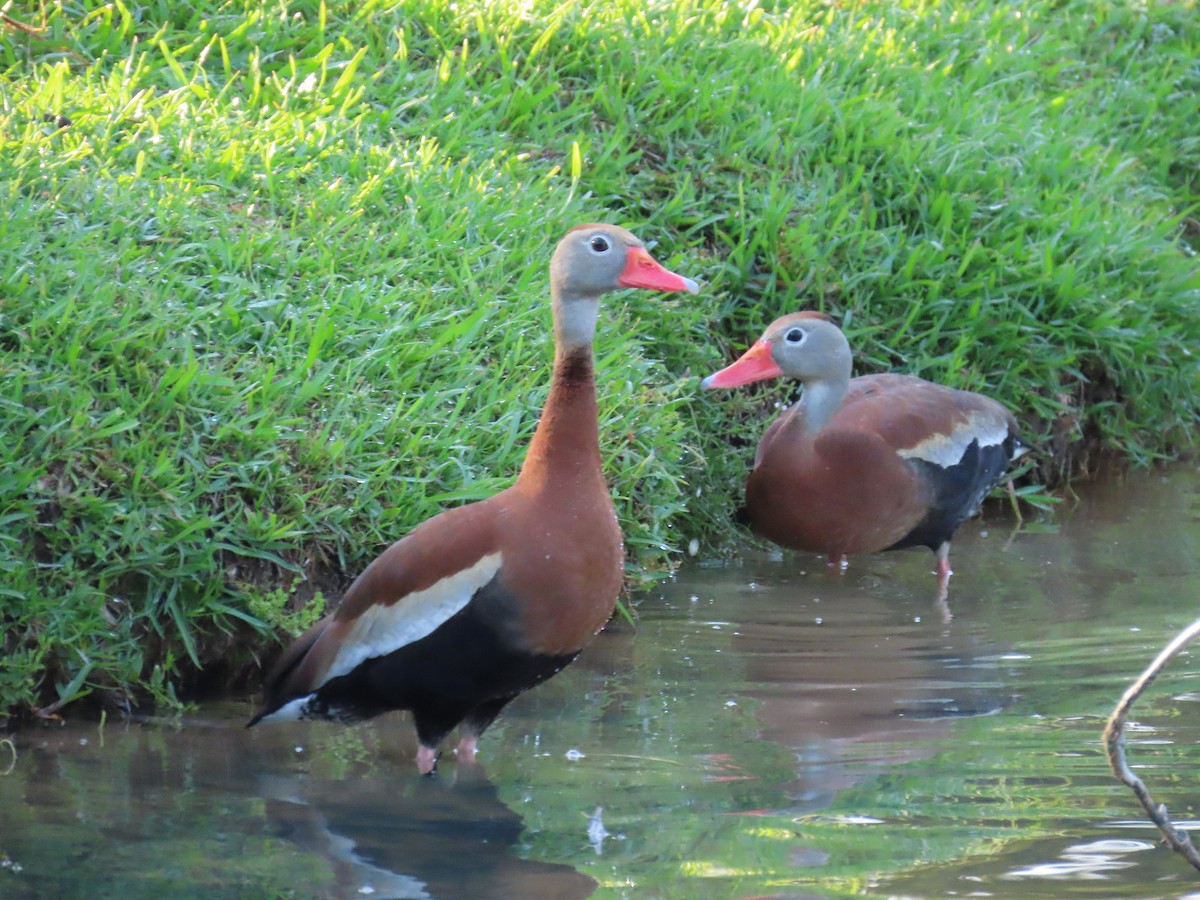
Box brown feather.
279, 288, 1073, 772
746, 374, 1014, 557
258, 501, 502, 709
506, 347, 623, 654
838, 374, 1016, 457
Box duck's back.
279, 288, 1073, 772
745, 374, 1021, 556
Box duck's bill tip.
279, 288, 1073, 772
617, 247, 700, 294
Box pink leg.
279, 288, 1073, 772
826, 553, 848, 571
934, 542, 952, 586
455, 736, 479, 765
934, 543, 953, 622
416, 745, 439, 776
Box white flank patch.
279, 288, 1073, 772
897, 411, 1009, 469
324, 552, 503, 683
257, 695, 312, 723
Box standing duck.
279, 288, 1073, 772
702, 311, 1023, 596
249, 224, 699, 773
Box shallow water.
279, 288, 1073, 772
3, 465, 1200, 899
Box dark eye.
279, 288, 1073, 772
589, 236, 610, 253
785, 328, 805, 344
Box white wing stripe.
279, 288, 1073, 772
325, 552, 503, 683
897, 412, 1009, 468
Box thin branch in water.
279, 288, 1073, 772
1102, 617, 1200, 872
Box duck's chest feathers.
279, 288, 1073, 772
495, 486, 623, 656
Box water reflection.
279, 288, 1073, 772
0, 715, 596, 899
647, 554, 1013, 810
1, 466, 1199, 899
260, 759, 596, 899
1007, 837, 1154, 879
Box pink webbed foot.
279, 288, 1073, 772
416, 745, 439, 776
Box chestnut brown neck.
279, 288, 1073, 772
517, 346, 603, 493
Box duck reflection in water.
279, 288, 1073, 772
710, 557, 1013, 810
260, 755, 596, 900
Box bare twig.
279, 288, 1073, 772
30, 700, 66, 722
1, 0, 44, 34
1102, 617, 1200, 872
2, 11, 45, 35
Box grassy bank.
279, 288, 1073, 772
2, 0, 1197, 719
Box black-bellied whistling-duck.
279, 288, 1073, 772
249, 224, 699, 773
702, 311, 1023, 597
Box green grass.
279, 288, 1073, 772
1, 0, 1197, 718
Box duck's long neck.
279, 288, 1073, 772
778, 376, 849, 441
517, 296, 603, 492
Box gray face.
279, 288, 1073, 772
549, 225, 640, 300
767, 317, 853, 385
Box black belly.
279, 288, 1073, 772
888, 434, 1020, 552
302, 581, 578, 748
